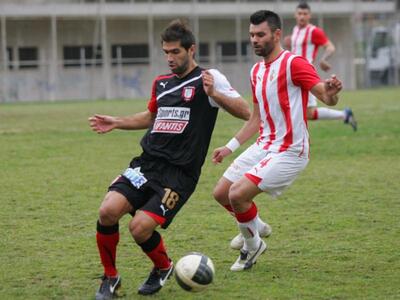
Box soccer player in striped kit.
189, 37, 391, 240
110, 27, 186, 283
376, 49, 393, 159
212, 10, 343, 271
287, 1, 357, 130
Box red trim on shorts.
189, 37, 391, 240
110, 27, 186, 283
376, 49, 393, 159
142, 210, 166, 226
245, 173, 262, 186
235, 202, 258, 223
110, 175, 122, 186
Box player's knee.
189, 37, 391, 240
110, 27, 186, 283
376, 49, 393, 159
98, 202, 119, 225
129, 219, 152, 243
213, 185, 228, 204
228, 184, 246, 207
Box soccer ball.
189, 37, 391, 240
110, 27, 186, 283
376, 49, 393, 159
174, 252, 215, 292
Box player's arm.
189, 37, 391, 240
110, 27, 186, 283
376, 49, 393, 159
312, 27, 335, 72
89, 77, 160, 134
319, 40, 335, 72
89, 110, 156, 134
212, 103, 260, 164
310, 74, 341, 106
202, 70, 250, 120
291, 56, 340, 106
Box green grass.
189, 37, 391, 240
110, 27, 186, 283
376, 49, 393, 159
1, 88, 399, 299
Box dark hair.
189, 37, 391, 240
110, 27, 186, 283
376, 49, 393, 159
250, 10, 282, 32
161, 19, 196, 50
297, 1, 311, 10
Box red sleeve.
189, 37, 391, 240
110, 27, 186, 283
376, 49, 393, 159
311, 27, 328, 46
147, 80, 158, 113
291, 56, 321, 91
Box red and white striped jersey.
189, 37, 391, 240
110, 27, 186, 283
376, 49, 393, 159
250, 50, 321, 155
290, 24, 328, 63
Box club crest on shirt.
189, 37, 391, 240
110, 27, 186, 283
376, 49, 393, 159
182, 86, 195, 102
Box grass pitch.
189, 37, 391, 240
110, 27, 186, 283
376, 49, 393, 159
1, 88, 399, 299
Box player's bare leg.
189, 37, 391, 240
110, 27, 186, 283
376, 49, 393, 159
213, 177, 271, 250
228, 178, 267, 271
96, 191, 133, 300
213, 177, 236, 214
307, 106, 357, 131
130, 211, 174, 296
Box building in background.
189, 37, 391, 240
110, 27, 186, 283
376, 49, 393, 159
0, 0, 398, 102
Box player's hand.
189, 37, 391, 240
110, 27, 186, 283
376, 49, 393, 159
319, 60, 331, 72
88, 114, 117, 134
202, 70, 216, 97
212, 146, 232, 164
324, 74, 342, 96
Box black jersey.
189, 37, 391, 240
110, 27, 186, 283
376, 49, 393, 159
140, 66, 219, 180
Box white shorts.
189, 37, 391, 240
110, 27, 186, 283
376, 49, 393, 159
223, 143, 309, 197
308, 93, 317, 107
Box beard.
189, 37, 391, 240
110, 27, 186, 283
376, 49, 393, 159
171, 57, 189, 76
254, 41, 275, 58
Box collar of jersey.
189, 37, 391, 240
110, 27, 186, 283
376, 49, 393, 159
173, 65, 201, 81
264, 50, 286, 67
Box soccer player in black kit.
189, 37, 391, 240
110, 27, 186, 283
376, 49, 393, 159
89, 20, 250, 299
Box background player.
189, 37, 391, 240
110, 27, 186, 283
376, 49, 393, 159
89, 19, 250, 299
285, 1, 357, 130
212, 10, 343, 271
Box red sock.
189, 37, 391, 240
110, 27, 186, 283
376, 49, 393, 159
234, 202, 258, 223
145, 237, 171, 269
96, 222, 119, 277
139, 231, 171, 270
223, 204, 235, 216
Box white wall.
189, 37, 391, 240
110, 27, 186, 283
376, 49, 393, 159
0, 16, 356, 101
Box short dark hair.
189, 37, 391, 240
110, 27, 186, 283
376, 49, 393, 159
161, 19, 196, 50
250, 10, 282, 32
297, 1, 311, 10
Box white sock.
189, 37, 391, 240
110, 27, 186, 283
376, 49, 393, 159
256, 215, 267, 232
317, 107, 345, 120
238, 217, 261, 251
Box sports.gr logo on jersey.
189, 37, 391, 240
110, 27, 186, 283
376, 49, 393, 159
152, 106, 190, 134
156, 107, 190, 120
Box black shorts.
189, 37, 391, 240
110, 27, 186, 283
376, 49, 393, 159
108, 155, 197, 229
